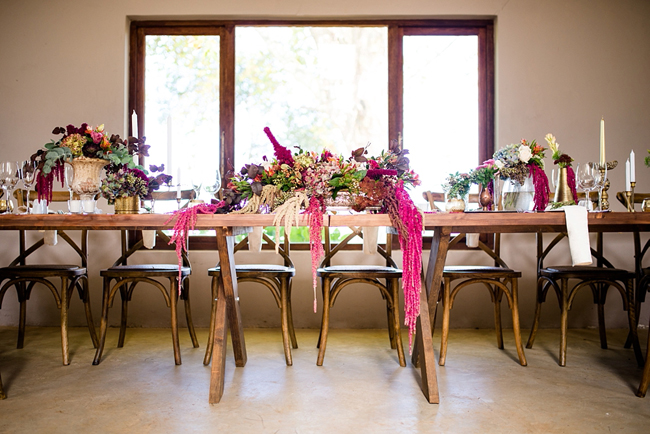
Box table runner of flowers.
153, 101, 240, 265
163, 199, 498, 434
167, 127, 423, 348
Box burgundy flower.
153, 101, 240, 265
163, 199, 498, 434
366, 168, 398, 180
264, 127, 294, 166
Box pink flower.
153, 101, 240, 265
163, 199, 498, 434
91, 131, 104, 144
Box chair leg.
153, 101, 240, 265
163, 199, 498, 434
80, 279, 98, 348
390, 278, 406, 367
526, 279, 545, 349
60, 277, 70, 366
286, 280, 298, 349
509, 279, 527, 366
280, 278, 293, 366
170, 278, 181, 365
17, 283, 26, 349
0, 372, 5, 400
439, 278, 451, 366
597, 301, 608, 349
493, 285, 504, 350
203, 276, 219, 366
316, 277, 331, 366
182, 279, 199, 348
386, 301, 396, 350
559, 278, 569, 367
636, 321, 650, 397
93, 277, 112, 365
117, 285, 129, 348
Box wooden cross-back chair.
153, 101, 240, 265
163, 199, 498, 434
0, 190, 98, 365
316, 226, 405, 367
614, 191, 650, 397
92, 189, 199, 366
526, 231, 643, 368
436, 232, 527, 366
204, 229, 297, 366
422, 191, 526, 366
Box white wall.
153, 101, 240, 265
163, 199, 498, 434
1, 0, 649, 333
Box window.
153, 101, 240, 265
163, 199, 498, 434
130, 20, 494, 248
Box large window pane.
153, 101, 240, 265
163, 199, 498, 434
144, 35, 221, 199
235, 27, 388, 169
403, 35, 479, 204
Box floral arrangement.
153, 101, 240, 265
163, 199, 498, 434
493, 139, 550, 211
470, 159, 498, 188
442, 172, 471, 199
546, 133, 577, 204
33, 124, 138, 202
169, 126, 423, 347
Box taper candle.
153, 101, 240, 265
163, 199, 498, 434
626, 158, 631, 191
600, 118, 605, 165
630, 150, 636, 183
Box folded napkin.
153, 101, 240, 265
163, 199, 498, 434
142, 230, 156, 249
563, 205, 592, 266
363, 227, 378, 255
466, 233, 479, 248
249, 226, 263, 253
44, 230, 57, 246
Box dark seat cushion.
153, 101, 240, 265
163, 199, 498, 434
541, 266, 632, 280
443, 265, 521, 279
317, 265, 402, 278
0, 264, 86, 277
209, 264, 295, 277
101, 264, 191, 278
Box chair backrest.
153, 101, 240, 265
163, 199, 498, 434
422, 191, 480, 211
226, 228, 293, 268
320, 226, 398, 269
536, 231, 615, 273
447, 232, 508, 268
9, 189, 88, 267
115, 189, 196, 267
14, 190, 84, 206
615, 191, 650, 211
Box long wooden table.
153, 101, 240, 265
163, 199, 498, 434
1, 211, 649, 403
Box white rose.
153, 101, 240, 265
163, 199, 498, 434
494, 160, 504, 170
518, 145, 532, 163
261, 160, 273, 171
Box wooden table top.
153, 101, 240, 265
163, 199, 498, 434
0, 211, 648, 232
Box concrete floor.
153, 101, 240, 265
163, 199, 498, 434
0, 326, 649, 433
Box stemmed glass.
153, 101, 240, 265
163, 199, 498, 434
204, 168, 222, 200
576, 163, 596, 211
1, 162, 20, 214
20, 160, 38, 214
592, 163, 607, 211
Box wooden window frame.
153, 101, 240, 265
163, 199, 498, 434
129, 19, 494, 251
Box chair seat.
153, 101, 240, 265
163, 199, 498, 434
443, 265, 521, 279
0, 264, 86, 277
317, 265, 402, 278
208, 264, 295, 277
101, 264, 191, 278
541, 266, 632, 280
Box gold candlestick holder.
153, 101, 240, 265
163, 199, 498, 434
595, 161, 617, 211
626, 181, 636, 212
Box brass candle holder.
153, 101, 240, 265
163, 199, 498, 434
595, 161, 617, 211
626, 181, 636, 212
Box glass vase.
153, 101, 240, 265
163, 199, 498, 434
502, 176, 534, 211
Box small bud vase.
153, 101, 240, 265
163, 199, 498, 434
445, 194, 466, 213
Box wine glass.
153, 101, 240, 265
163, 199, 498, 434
1, 162, 20, 214
204, 168, 222, 199
190, 175, 202, 202
576, 163, 596, 211
592, 163, 607, 211
20, 159, 39, 214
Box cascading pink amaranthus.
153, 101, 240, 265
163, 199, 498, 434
306, 195, 326, 312
528, 163, 551, 211
166, 202, 225, 292
384, 181, 423, 351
